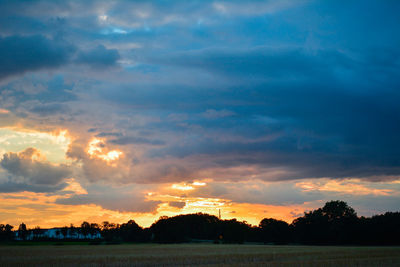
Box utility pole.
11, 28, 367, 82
218, 209, 221, 219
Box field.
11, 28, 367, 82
1, 244, 400, 266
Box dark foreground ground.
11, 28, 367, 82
1, 243, 400, 266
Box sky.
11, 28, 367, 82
0, 0, 400, 228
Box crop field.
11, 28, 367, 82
0, 244, 400, 266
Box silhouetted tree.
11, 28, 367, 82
356, 212, 400, 245
101, 221, 119, 242
321, 200, 357, 220
69, 224, 77, 238
259, 218, 290, 244
0, 224, 14, 241
32, 226, 42, 240
102, 221, 111, 231
89, 223, 100, 237
56, 229, 62, 239
61, 226, 69, 239
80, 221, 91, 238
150, 213, 221, 243
219, 218, 252, 243
119, 220, 146, 242
18, 223, 28, 241
292, 200, 359, 244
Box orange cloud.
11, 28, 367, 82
296, 179, 394, 196
62, 178, 88, 195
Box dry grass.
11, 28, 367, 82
1, 244, 400, 266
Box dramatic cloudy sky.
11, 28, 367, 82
1, 0, 400, 228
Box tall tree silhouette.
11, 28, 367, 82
80, 221, 91, 238
18, 223, 28, 241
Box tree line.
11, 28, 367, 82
1, 200, 399, 245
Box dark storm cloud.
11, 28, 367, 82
0, 16, 47, 35
151, 47, 354, 79
0, 35, 120, 80
0, 35, 74, 80
134, 45, 400, 180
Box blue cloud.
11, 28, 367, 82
0, 35, 74, 80
110, 136, 165, 146
75, 45, 120, 69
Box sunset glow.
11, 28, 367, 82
170, 181, 207, 191
171, 184, 194, 191
99, 150, 123, 162
87, 138, 123, 163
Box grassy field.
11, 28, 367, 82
1, 244, 400, 266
